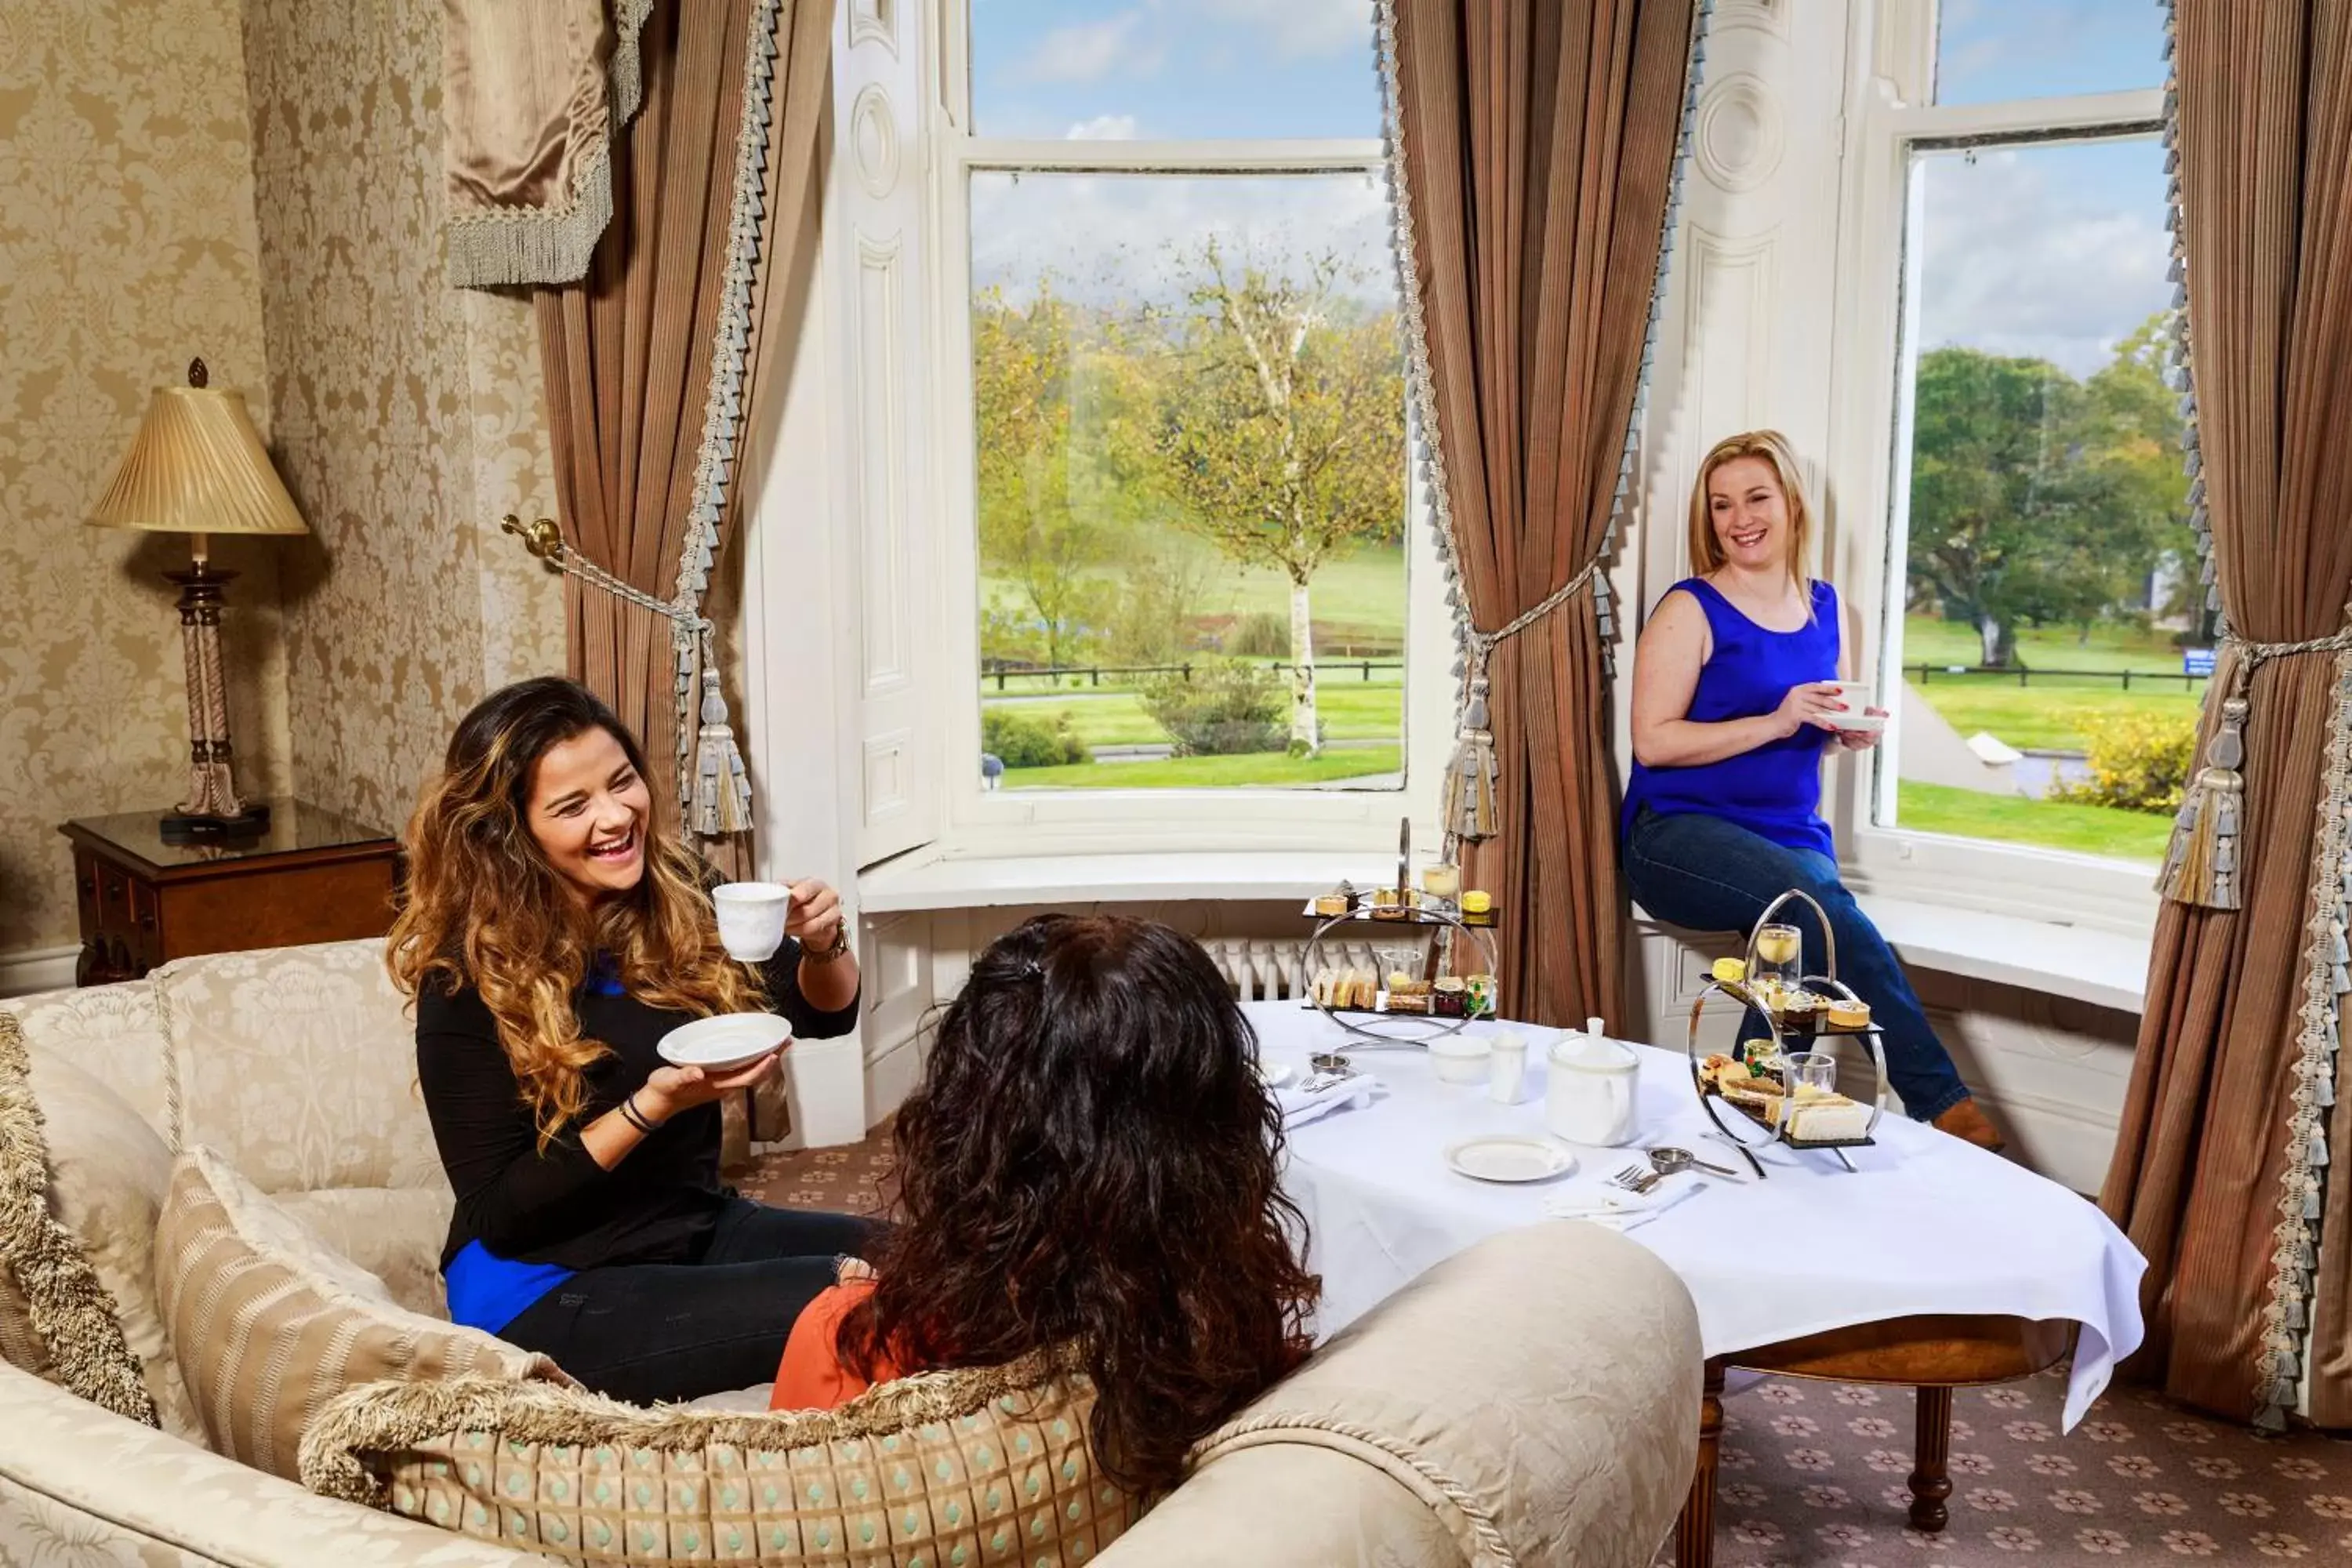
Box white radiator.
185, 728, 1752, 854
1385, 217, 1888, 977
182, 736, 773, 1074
1197, 935, 1426, 1003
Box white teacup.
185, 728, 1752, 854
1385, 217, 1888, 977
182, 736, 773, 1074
1821, 681, 1883, 733
712, 881, 793, 963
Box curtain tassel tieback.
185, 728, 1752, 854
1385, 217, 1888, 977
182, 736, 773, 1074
1442, 560, 1601, 845
501, 514, 756, 837
2159, 622, 2352, 909
691, 631, 755, 837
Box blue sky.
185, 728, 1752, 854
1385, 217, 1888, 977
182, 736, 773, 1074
970, 0, 1382, 140
1936, 0, 2167, 104
966, 1, 2173, 377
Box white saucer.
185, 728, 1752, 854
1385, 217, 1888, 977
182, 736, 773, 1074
1257, 1061, 1295, 1088
657, 1013, 793, 1072
1445, 1135, 1577, 1185
1830, 711, 1887, 734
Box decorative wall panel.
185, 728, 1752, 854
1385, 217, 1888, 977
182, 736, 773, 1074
242, 0, 564, 838
0, 0, 285, 955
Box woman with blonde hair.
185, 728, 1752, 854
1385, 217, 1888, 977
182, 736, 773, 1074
390, 676, 875, 1403
1623, 431, 2002, 1151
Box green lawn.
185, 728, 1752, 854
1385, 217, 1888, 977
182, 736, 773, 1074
1893, 781, 2173, 863
1898, 614, 2198, 675
1907, 684, 2205, 753
1002, 745, 1404, 790
986, 681, 1404, 749
980, 541, 1409, 663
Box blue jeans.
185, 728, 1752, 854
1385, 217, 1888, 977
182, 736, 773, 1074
1622, 808, 1972, 1121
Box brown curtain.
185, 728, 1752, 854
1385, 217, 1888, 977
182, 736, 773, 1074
2098, 0, 2352, 1425
442, 0, 642, 287
537, 0, 833, 818
1389, 0, 1697, 1026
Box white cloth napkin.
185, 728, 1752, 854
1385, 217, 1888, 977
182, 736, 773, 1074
1541, 1173, 1704, 1232
1276, 1075, 1382, 1131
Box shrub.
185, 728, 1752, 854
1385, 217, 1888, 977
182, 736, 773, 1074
980, 708, 1089, 768
1225, 610, 1290, 659
1139, 659, 1287, 756
2047, 709, 2198, 815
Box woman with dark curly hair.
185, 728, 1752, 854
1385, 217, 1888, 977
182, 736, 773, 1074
768, 913, 1319, 1496
391, 676, 877, 1404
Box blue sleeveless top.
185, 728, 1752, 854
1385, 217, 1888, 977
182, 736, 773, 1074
1623, 578, 1839, 858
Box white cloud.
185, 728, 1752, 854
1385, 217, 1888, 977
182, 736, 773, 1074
970, 169, 1397, 312
1915, 147, 2170, 379
1065, 114, 1138, 141
1020, 12, 1152, 84
1197, 0, 1373, 61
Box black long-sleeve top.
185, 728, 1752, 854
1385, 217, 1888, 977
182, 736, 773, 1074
416, 944, 859, 1271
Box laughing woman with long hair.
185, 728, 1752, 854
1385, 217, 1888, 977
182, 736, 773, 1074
767, 913, 1320, 1497
389, 676, 877, 1403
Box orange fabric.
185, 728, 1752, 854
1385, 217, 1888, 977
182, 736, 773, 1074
770, 1279, 908, 1411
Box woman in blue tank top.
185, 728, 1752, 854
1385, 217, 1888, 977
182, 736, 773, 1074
1621, 431, 2002, 1151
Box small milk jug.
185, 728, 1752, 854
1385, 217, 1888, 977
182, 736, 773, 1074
1545, 1019, 1640, 1147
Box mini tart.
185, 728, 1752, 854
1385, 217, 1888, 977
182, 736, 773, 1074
1826, 998, 1871, 1029
1313, 892, 1350, 917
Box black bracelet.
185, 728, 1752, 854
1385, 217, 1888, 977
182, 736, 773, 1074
616, 1093, 659, 1135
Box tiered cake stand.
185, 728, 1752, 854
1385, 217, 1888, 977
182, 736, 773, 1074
1686, 888, 1889, 1177
1298, 900, 1501, 1047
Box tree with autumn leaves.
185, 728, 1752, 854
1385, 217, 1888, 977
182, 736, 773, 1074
971, 241, 1406, 757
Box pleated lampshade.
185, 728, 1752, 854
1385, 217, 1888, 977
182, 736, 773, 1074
86, 383, 307, 538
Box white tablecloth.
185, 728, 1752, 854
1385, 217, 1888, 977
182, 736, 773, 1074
1248, 1004, 2147, 1430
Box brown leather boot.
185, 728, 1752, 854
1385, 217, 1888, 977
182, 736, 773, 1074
1933, 1098, 2008, 1153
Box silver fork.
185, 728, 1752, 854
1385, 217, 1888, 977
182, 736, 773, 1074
1610, 1164, 1662, 1195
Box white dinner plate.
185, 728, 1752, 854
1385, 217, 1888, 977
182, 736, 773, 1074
657, 1013, 793, 1073
1445, 1136, 1577, 1185
1257, 1060, 1295, 1089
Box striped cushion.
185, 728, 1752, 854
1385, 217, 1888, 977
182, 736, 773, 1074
153, 1145, 572, 1480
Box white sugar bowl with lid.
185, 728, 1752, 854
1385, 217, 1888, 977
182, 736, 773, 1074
1544, 1018, 1640, 1146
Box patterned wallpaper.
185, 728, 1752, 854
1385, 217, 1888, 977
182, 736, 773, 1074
0, 0, 289, 956
241, 0, 564, 842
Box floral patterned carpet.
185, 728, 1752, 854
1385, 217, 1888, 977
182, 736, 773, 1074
746, 1131, 2352, 1566
1690, 1367, 2352, 1566
736, 1121, 895, 1217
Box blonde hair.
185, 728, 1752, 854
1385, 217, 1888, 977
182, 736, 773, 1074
387, 678, 753, 1149
1687, 429, 1815, 598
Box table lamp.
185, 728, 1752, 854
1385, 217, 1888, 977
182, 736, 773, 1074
85, 358, 308, 840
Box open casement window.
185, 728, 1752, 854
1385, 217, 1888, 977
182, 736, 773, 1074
894, 0, 1451, 859
1823, 0, 2180, 931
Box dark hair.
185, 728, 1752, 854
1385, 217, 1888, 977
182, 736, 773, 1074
838, 914, 1319, 1494
387, 677, 753, 1143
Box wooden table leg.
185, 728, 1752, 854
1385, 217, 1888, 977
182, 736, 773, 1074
1676, 1359, 1726, 1568
1908, 1385, 1954, 1532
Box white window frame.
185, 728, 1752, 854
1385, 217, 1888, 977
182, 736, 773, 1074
913, 0, 1453, 861
1819, 0, 2170, 936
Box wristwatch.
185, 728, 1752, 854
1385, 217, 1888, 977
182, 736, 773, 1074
800, 920, 852, 964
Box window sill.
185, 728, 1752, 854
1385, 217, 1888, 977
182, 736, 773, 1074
858, 848, 1384, 913
1635, 895, 2149, 1014
865, 854, 2151, 1014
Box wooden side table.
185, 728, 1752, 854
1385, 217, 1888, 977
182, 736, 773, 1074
61, 800, 402, 985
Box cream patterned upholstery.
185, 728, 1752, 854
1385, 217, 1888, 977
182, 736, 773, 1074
155, 942, 445, 1195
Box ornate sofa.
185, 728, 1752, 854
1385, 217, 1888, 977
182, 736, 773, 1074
0, 940, 1701, 1566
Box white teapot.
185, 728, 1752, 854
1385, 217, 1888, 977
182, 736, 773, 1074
1545, 1018, 1640, 1147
